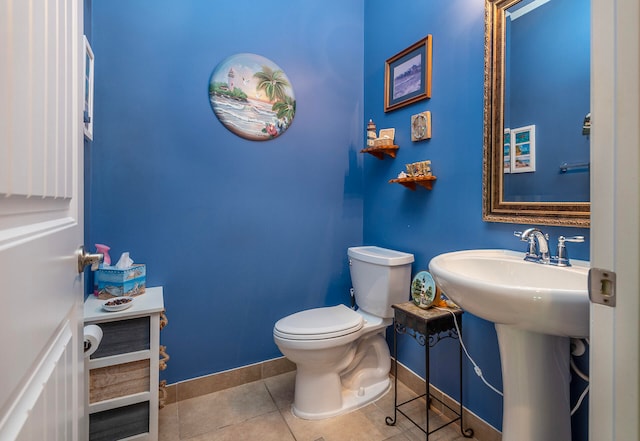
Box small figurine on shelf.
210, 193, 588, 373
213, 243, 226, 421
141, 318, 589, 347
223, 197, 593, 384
406, 160, 432, 177
416, 160, 432, 176
367, 119, 376, 147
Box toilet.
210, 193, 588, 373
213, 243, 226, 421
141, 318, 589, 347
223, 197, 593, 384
273, 246, 414, 420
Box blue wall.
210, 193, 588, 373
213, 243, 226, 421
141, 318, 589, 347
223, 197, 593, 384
90, 1, 590, 439
90, 0, 365, 380
363, 0, 589, 436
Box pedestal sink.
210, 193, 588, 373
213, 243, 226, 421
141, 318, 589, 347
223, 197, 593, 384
429, 249, 589, 441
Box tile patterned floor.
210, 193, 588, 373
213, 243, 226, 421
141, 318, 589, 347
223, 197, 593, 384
159, 371, 480, 441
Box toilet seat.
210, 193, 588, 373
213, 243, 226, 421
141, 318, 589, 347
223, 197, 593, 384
274, 304, 363, 340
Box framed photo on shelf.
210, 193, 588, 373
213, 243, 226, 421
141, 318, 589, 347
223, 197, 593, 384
384, 35, 432, 112
83, 35, 95, 140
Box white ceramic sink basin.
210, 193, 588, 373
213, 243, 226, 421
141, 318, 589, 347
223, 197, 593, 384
429, 249, 589, 338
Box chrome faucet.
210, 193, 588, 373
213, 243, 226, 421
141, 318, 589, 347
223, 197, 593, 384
514, 228, 550, 263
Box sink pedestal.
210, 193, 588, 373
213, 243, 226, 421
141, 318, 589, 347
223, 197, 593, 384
495, 324, 571, 441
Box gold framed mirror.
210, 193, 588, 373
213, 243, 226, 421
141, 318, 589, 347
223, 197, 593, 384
482, 0, 590, 227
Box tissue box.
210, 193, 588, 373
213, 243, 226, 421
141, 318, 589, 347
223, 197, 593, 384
94, 264, 146, 299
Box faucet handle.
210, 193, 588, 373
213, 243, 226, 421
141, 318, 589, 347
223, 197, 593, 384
514, 231, 539, 259
554, 236, 584, 266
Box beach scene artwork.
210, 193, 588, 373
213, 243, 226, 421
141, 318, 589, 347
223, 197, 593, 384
393, 54, 422, 100
209, 53, 296, 141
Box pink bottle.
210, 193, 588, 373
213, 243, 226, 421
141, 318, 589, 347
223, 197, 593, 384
95, 244, 111, 266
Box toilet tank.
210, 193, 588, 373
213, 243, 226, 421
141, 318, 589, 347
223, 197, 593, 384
348, 246, 414, 318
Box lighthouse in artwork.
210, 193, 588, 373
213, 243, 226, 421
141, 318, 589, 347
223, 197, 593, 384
227, 67, 235, 89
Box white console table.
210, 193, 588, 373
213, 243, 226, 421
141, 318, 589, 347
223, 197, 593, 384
84, 286, 165, 441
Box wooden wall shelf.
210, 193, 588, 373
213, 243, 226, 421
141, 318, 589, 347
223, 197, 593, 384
360, 145, 399, 159
389, 175, 437, 190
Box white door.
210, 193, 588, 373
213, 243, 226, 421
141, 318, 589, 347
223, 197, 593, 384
590, 0, 640, 439
0, 1, 85, 440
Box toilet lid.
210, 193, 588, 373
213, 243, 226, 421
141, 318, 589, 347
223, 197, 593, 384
274, 305, 364, 340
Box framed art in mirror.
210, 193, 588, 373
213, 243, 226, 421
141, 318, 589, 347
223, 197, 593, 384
83, 35, 94, 140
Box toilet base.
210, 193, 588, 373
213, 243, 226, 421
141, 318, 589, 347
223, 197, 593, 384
292, 377, 390, 420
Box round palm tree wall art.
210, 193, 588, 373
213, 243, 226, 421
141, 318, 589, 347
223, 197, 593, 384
209, 53, 296, 141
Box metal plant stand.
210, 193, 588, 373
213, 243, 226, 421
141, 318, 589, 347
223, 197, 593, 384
385, 302, 474, 440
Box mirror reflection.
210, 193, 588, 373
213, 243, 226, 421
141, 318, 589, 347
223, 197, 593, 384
503, 0, 590, 202
482, 0, 590, 227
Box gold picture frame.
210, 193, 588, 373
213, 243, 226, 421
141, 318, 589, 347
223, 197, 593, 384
384, 36, 432, 112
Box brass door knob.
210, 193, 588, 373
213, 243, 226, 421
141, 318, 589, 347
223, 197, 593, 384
77, 245, 104, 273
